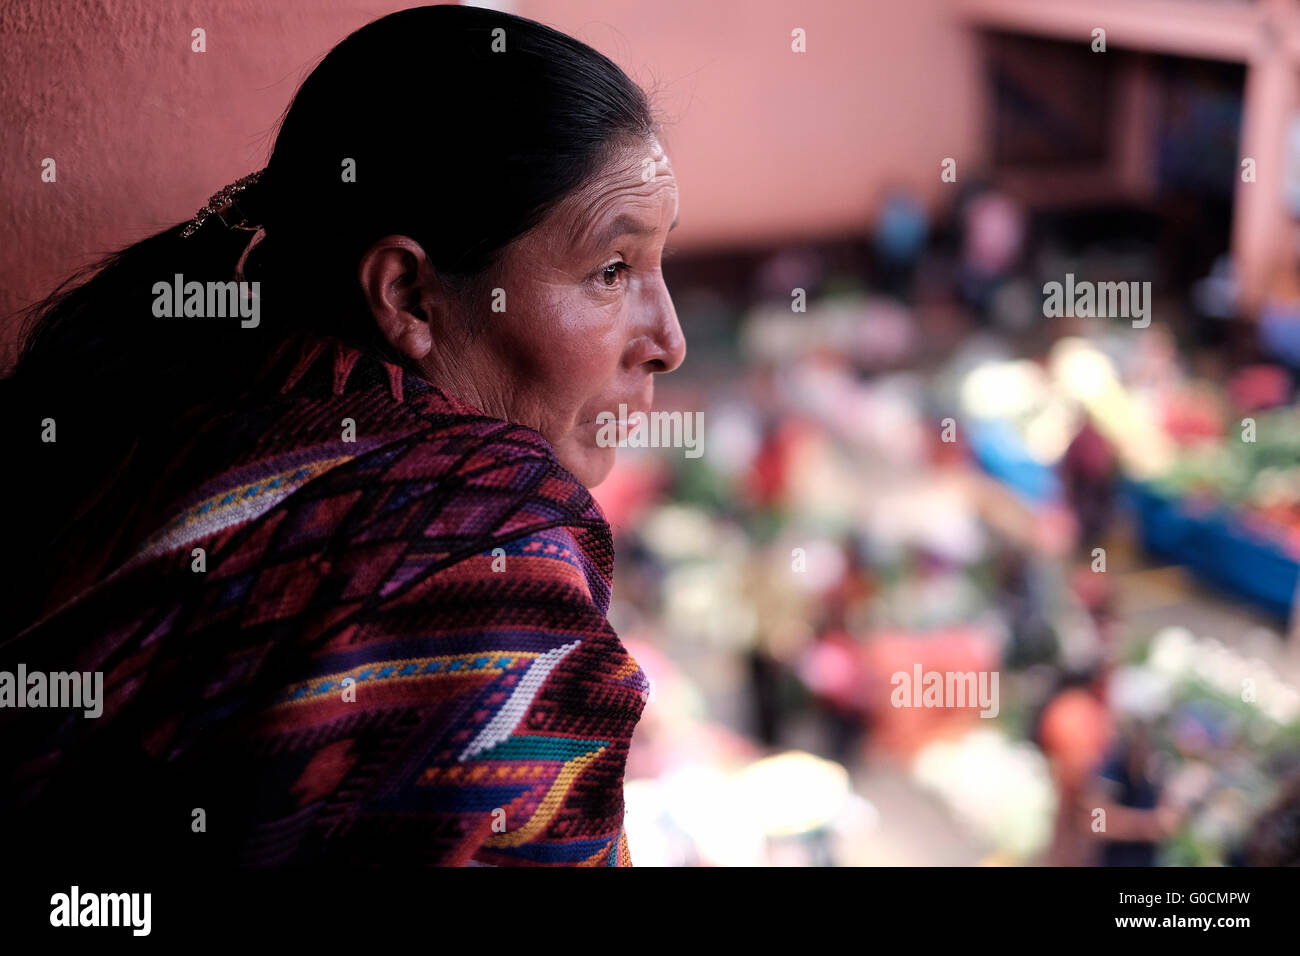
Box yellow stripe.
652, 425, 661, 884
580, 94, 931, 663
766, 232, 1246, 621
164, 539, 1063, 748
272, 651, 541, 707
140, 455, 355, 551
482, 747, 607, 848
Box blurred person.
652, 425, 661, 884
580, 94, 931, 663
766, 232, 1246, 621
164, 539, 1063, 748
0, 5, 685, 866
1088, 721, 1183, 866
871, 188, 930, 300
1069, 558, 1119, 653
800, 537, 877, 765
1037, 672, 1113, 866
1257, 257, 1300, 393
1236, 772, 1300, 866
747, 413, 800, 508
798, 618, 867, 767
1060, 420, 1117, 551
755, 245, 827, 305
995, 547, 1060, 667
955, 187, 1026, 325
748, 638, 785, 748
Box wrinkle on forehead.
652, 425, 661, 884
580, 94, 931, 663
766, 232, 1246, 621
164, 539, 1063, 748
549, 137, 676, 250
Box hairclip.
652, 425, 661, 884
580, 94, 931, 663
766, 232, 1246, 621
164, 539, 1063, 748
180, 168, 267, 239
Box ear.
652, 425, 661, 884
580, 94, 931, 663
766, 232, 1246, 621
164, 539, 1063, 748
357, 235, 440, 360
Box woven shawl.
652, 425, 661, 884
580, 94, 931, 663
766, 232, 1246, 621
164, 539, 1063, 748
0, 332, 649, 866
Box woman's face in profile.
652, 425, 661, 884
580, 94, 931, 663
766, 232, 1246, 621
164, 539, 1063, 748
464, 136, 685, 488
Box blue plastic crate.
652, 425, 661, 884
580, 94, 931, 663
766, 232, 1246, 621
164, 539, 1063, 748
1124, 480, 1197, 561
1125, 480, 1299, 620
1185, 512, 1299, 620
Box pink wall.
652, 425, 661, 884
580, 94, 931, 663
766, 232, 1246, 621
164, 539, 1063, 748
1, 0, 981, 366
515, 0, 982, 247
1, 0, 415, 365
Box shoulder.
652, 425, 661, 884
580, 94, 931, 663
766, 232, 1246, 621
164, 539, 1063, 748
269, 335, 615, 612
129, 332, 611, 584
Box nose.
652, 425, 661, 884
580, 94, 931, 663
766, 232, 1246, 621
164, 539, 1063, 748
632, 278, 686, 374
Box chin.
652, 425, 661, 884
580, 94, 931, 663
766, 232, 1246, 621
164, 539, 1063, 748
557, 443, 616, 490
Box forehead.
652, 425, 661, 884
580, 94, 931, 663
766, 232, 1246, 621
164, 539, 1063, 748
547, 136, 677, 241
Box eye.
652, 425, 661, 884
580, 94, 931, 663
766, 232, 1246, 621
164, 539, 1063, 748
598, 259, 630, 288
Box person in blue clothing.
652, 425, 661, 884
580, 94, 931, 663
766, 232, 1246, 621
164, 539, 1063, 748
1089, 720, 1182, 866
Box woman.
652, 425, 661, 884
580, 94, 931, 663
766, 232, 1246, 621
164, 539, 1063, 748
0, 5, 684, 866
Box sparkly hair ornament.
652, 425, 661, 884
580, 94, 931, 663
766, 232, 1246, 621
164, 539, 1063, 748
180, 168, 267, 239
181, 168, 269, 284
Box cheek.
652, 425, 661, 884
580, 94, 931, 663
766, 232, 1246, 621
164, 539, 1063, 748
509, 288, 625, 397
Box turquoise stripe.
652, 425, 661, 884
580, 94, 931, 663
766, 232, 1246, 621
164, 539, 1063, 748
477, 736, 607, 762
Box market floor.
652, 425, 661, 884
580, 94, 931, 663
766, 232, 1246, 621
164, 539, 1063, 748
657, 523, 1298, 865
1105, 526, 1300, 684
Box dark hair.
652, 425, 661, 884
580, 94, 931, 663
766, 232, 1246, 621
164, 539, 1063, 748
0, 4, 655, 636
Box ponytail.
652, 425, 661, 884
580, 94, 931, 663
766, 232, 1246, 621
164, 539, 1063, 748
0, 215, 287, 636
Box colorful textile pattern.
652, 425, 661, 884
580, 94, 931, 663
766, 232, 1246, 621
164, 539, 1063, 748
0, 333, 649, 866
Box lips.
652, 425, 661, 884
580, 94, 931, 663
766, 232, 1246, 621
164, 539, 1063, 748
580, 392, 654, 426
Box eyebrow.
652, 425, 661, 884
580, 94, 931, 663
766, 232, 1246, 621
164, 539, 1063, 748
590, 213, 679, 249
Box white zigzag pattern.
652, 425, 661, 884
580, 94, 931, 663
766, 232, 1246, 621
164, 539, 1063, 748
458, 640, 580, 760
